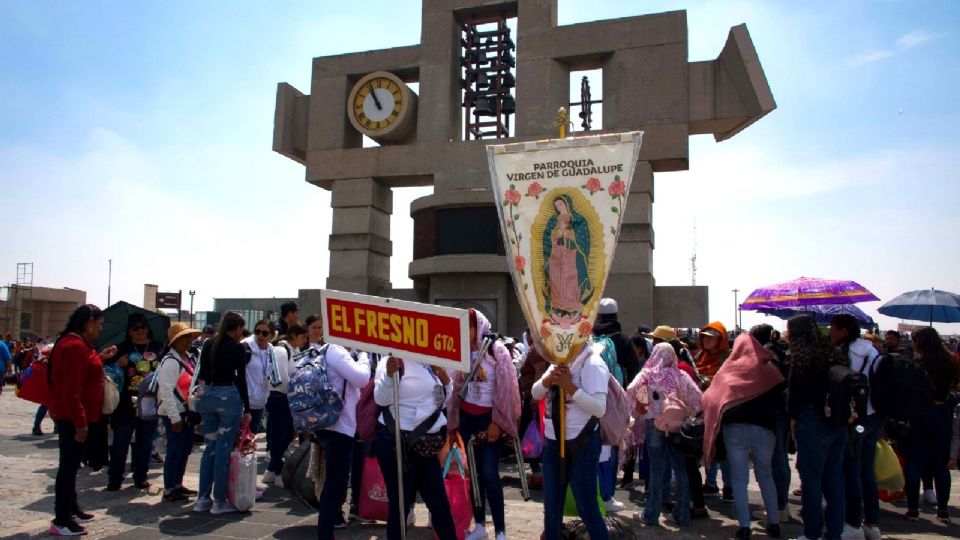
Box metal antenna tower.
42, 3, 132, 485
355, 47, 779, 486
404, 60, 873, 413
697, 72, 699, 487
690, 221, 698, 286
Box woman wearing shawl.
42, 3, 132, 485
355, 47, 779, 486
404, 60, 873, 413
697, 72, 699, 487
448, 310, 521, 540
701, 334, 785, 540
626, 343, 702, 527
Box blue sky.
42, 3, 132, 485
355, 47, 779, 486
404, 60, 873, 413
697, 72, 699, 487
1, 1, 958, 333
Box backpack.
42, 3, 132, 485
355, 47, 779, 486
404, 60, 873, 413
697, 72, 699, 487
594, 336, 623, 386
825, 364, 869, 427
287, 345, 345, 432
668, 417, 705, 458
137, 371, 159, 420
598, 373, 631, 445
653, 393, 689, 433
867, 353, 934, 421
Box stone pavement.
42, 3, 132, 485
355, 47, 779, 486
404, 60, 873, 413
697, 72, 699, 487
1, 391, 957, 539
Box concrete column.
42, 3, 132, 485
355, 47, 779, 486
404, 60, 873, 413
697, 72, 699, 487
607, 162, 655, 330
326, 178, 393, 295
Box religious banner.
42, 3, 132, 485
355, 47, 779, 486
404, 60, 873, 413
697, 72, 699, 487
487, 132, 643, 365
319, 289, 471, 373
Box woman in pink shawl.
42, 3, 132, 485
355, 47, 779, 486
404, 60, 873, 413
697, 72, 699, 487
701, 334, 786, 540
447, 309, 520, 540
626, 343, 702, 527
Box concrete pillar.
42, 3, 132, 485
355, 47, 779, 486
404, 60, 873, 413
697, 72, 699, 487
326, 178, 393, 294
607, 162, 655, 330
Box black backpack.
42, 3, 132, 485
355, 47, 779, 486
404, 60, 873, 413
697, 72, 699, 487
825, 364, 870, 427
867, 353, 934, 421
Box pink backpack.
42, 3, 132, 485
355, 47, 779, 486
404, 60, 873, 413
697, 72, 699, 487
599, 375, 632, 445
653, 393, 688, 433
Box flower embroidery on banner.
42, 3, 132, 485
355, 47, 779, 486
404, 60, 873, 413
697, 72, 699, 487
608, 179, 626, 197
514, 255, 526, 274
504, 187, 522, 205
583, 177, 604, 194
525, 181, 544, 199
579, 319, 593, 337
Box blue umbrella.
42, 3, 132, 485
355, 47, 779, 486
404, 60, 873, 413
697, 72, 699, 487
757, 304, 875, 328
878, 288, 960, 325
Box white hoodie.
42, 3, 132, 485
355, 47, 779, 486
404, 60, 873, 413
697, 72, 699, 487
847, 338, 881, 416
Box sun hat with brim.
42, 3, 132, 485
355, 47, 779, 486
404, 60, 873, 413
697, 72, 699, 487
644, 325, 677, 342
167, 322, 202, 345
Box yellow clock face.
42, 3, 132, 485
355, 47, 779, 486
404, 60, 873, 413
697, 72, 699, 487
352, 77, 403, 132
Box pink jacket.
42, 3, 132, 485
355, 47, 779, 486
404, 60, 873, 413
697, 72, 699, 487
447, 311, 521, 439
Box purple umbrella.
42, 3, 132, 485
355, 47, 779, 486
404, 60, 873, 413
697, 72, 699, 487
740, 277, 879, 310
756, 304, 875, 328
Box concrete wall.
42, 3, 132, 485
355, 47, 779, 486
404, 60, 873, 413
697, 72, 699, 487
653, 286, 710, 329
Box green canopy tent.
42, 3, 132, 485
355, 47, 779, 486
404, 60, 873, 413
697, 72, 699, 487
94, 301, 171, 350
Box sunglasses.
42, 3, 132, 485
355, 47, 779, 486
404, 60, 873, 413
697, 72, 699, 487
255, 329, 272, 337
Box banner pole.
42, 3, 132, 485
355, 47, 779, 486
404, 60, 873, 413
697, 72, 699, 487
559, 387, 566, 458
393, 369, 406, 540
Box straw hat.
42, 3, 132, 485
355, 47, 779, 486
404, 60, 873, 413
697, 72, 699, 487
644, 325, 677, 342
167, 322, 201, 345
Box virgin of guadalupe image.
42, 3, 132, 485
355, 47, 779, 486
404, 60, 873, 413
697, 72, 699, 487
542, 194, 593, 327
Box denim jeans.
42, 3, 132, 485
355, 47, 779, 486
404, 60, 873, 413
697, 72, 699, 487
643, 419, 691, 526
542, 427, 609, 540
54, 420, 84, 524
598, 445, 619, 501
375, 425, 456, 540
265, 393, 294, 474
724, 423, 779, 528
316, 431, 354, 540
195, 386, 243, 503
108, 414, 159, 486
905, 404, 952, 514
706, 458, 731, 488
459, 410, 506, 533
796, 408, 847, 540
162, 416, 194, 492
772, 413, 792, 511
844, 414, 882, 527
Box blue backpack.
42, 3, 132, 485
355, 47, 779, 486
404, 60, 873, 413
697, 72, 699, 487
594, 336, 623, 386
287, 345, 345, 432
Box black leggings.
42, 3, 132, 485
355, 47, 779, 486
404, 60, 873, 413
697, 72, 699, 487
54, 421, 85, 524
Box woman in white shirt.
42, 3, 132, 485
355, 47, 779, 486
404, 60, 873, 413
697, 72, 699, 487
316, 340, 371, 540
262, 324, 308, 488
156, 322, 202, 503
242, 320, 279, 434
531, 343, 609, 540
374, 356, 456, 540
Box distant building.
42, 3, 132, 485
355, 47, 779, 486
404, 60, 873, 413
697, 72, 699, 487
212, 297, 298, 326
0, 286, 87, 339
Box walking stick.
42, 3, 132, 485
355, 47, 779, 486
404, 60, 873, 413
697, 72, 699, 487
466, 434, 483, 516
392, 369, 406, 540
512, 435, 531, 501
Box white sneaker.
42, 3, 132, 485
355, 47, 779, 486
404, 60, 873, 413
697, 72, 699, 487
863, 525, 881, 540
48, 522, 87, 537
922, 489, 937, 505
210, 500, 239, 515
841, 524, 866, 540
465, 524, 489, 540
192, 497, 213, 513
495, 533, 507, 540
603, 498, 625, 512
262, 471, 276, 485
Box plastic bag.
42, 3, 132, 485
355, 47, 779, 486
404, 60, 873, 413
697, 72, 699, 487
563, 480, 606, 517
434, 447, 472, 540
359, 456, 389, 522
438, 431, 469, 476
228, 449, 257, 511
521, 419, 544, 459
874, 439, 904, 492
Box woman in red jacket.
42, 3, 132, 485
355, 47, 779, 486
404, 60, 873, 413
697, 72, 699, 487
47, 305, 115, 537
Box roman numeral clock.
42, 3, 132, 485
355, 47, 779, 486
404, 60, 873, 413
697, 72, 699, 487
347, 71, 418, 144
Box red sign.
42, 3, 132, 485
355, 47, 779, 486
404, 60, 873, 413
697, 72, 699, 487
320, 290, 471, 372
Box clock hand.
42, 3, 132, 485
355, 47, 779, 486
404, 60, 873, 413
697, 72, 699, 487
368, 83, 383, 111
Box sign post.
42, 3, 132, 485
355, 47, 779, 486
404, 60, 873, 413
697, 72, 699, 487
319, 289, 470, 539
156, 290, 183, 321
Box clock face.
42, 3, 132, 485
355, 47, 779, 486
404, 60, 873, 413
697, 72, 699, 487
353, 77, 403, 131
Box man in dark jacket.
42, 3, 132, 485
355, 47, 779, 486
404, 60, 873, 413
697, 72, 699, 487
592, 298, 641, 386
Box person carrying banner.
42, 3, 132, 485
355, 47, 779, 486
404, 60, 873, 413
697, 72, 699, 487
447, 309, 521, 540
532, 343, 610, 540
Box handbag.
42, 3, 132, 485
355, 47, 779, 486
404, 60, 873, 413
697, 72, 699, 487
434, 447, 473, 540
521, 419, 544, 459
102, 373, 120, 415
874, 439, 904, 492
438, 431, 470, 476
227, 421, 257, 512
668, 417, 704, 458
358, 456, 389, 522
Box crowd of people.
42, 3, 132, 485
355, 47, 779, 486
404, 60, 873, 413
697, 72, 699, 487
7, 297, 960, 539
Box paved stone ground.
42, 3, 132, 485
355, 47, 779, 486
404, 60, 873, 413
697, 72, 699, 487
1, 391, 957, 539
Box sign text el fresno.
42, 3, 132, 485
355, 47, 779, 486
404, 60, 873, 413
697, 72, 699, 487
325, 298, 461, 361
